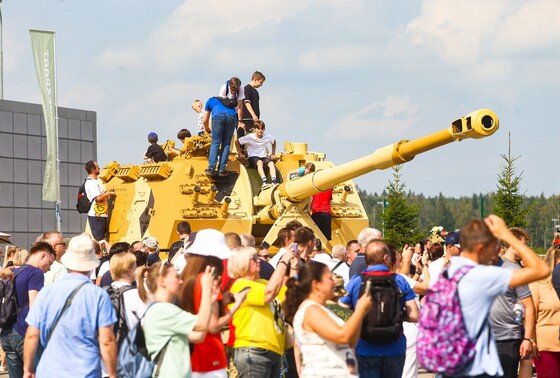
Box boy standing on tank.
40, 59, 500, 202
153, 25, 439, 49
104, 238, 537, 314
235, 120, 277, 188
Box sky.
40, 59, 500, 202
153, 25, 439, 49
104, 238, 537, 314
4, 0, 560, 196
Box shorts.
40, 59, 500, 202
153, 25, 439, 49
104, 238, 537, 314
248, 156, 272, 169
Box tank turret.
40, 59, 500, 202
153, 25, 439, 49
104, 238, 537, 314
97, 109, 499, 253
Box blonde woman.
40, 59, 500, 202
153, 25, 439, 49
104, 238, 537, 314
138, 262, 216, 378
529, 246, 560, 377
228, 246, 296, 378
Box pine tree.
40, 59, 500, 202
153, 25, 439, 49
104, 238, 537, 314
380, 165, 423, 248
492, 132, 529, 227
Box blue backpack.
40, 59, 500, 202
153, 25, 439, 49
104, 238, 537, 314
117, 303, 171, 378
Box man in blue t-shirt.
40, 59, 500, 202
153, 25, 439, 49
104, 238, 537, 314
340, 240, 418, 378
0, 242, 55, 377
202, 96, 238, 177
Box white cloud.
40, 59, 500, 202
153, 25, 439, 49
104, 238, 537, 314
403, 0, 560, 64
297, 45, 375, 71
327, 96, 420, 140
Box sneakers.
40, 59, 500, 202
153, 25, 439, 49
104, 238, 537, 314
204, 169, 215, 176
261, 180, 271, 189
271, 178, 278, 185
218, 170, 229, 177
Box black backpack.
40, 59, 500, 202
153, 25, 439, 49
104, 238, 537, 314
359, 271, 404, 343
76, 178, 93, 214
105, 284, 135, 347
0, 268, 27, 328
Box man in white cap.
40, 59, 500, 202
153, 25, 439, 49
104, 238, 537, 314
23, 234, 117, 378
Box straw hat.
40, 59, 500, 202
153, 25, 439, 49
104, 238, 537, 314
184, 229, 232, 260
61, 234, 100, 272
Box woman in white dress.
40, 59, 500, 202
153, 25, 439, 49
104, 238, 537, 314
284, 261, 372, 377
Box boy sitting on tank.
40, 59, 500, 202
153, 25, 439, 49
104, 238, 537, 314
143, 132, 167, 163
288, 162, 316, 180
235, 120, 278, 188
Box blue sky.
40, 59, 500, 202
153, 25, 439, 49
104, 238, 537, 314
4, 0, 559, 196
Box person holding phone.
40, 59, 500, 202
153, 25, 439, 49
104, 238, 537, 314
227, 246, 297, 378
284, 261, 372, 377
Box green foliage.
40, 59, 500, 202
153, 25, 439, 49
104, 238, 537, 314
491, 133, 530, 228
380, 166, 423, 248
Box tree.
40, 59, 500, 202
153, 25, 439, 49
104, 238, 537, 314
380, 165, 423, 248
492, 132, 530, 227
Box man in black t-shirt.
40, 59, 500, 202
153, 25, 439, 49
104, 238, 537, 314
144, 132, 167, 162
240, 71, 266, 137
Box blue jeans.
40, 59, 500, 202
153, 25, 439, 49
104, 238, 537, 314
1, 327, 24, 378
234, 347, 282, 378
0, 327, 43, 378
357, 353, 406, 378
208, 113, 236, 173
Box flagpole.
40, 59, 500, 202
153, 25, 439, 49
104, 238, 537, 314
53, 32, 61, 232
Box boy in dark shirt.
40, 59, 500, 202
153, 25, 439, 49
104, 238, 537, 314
143, 132, 167, 163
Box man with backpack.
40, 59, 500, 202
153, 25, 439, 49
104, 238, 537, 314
23, 234, 117, 378
417, 215, 550, 377
0, 242, 55, 377
340, 239, 418, 378
83, 160, 115, 241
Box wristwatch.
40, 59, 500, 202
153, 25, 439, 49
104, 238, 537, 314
523, 338, 535, 344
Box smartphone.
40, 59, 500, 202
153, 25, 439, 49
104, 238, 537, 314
240, 286, 251, 293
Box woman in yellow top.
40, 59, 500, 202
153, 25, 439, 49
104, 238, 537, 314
529, 246, 560, 378
228, 246, 296, 378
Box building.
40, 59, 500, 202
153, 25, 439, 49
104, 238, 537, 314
0, 99, 97, 247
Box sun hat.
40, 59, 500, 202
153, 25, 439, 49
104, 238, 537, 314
61, 234, 100, 272
184, 229, 232, 260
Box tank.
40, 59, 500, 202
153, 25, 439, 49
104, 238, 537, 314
97, 108, 499, 252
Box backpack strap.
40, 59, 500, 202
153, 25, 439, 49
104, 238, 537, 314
331, 260, 345, 273
46, 281, 89, 344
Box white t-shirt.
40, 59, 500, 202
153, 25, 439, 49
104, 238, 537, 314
85, 178, 108, 217
447, 256, 513, 377
219, 82, 246, 101
293, 300, 358, 377
269, 247, 286, 269
428, 257, 446, 287
237, 133, 275, 158
97, 260, 110, 280
44, 260, 68, 285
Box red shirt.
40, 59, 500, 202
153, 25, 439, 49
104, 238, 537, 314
191, 274, 227, 372
311, 189, 333, 213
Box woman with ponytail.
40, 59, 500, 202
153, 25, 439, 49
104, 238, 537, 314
137, 262, 216, 378
284, 261, 372, 377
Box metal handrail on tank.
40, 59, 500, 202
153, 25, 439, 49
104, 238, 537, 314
281, 109, 499, 202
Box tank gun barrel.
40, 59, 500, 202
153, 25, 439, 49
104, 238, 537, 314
282, 109, 499, 202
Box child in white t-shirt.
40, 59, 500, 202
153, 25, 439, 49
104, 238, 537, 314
235, 120, 277, 188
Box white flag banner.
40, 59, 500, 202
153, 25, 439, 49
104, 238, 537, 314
30, 29, 59, 202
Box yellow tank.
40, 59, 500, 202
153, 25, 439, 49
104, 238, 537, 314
98, 109, 499, 252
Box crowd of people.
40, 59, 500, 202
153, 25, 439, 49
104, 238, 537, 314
0, 214, 559, 378
1, 72, 559, 378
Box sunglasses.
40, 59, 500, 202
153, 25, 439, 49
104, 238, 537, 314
258, 254, 270, 260
54, 242, 66, 247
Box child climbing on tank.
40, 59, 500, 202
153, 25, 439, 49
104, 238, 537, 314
288, 162, 316, 180
235, 120, 277, 189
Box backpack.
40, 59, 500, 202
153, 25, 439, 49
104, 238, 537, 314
117, 303, 171, 378
0, 268, 28, 328
218, 81, 238, 108
358, 271, 403, 343
417, 265, 488, 375
105, 284, 135, 347
76, 178, 93, 214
